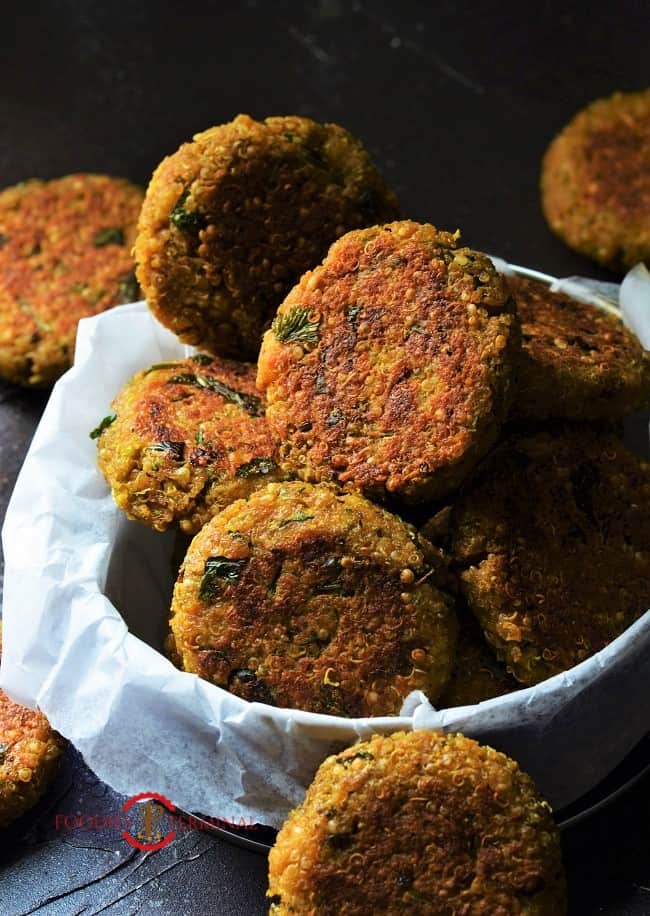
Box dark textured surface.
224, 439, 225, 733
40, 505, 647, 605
1, 2, 649, 913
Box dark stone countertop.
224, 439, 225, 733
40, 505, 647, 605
1, 2, 649, 913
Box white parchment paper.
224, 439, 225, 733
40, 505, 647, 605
2, 264, 650, 829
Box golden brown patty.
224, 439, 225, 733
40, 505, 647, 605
258, 222, 518, 505
451, 427, 650, 685
135, 114, 399, 360
268, 730, 566, 915
95, 354, 282, 534
0, 627, 64, 828
509, 274, 650, 419
169, 481, 458, 716
541, 88, 650, 270
0, 174, 143, 386
438, 612, 519, 709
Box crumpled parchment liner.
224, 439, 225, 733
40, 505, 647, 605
1, 264, 650, 829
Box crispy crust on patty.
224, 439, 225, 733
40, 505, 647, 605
169, 481, 458, 716
96, 355, 282, 534
0, 627, 64, 828
509, 275, 650, 419
451, 427, 650, 685
0, 174, 143, 386
541, 88, 650, 271
258, 221, 518, 505
268, 730, 566, 915
135, 114, 399, 360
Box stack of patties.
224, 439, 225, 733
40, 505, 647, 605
439, 273, 650, 692
93, 112, 650, 715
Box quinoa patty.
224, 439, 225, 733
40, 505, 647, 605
452, 427, 650, 685
258, 222, 518, 505
268, 730, 566, 915
541, 88, 650, 271
135, 115, 399, 360
509, 274, 650, 419
438, 612, 519, 709
95, 354, 281, 534
0, 174, 143, 386
169, 481, 458, 716
0, 627, 64, 828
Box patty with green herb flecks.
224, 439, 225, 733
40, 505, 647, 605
0, 625, 64, 828
451, 426, 650, 685
0, 174, 143, 386
95, 354, 282, 534
508, 274, 650, 419
135, 114, 399, 360
258, 221, 518, 505
168, 481, 458, 715
268, 730, 567, 915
